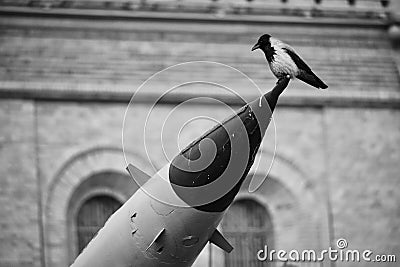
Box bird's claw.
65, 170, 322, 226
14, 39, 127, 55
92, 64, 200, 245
276, 75, 291, 85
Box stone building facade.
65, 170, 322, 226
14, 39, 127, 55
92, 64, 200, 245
0, 1, 399, 266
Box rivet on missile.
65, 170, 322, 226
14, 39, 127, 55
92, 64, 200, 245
130, 212, 138, 232
132, 229, 137, 236
182, 236, 199, 247
130, 223, 138, 232
156, 247, 164, 254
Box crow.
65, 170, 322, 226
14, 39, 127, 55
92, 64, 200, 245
252, 34, 328, 89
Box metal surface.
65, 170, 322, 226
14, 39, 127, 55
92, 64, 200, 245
70, 78, 290, 267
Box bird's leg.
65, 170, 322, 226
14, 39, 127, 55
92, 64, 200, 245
276, 75, 291, 85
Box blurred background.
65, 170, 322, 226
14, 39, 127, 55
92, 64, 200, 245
0, 0, 399, 266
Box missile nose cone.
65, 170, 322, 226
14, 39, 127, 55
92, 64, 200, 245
169, 78, 290, 212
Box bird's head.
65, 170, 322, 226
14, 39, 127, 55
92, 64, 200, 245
251, 34, 272, 52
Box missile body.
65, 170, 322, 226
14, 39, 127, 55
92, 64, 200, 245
70, 78, 290, 267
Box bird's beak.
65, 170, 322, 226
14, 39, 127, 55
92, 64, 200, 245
251, 43, 260, 51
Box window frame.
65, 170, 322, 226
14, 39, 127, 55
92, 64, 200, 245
67, 188, 126, 259
221, 195, 274, 267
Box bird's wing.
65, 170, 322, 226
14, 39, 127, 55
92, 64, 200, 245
282, 46, 312, 73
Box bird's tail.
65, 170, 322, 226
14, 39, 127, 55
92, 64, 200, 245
297, 71, 328, 89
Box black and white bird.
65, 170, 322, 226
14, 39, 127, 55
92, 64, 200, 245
252, 34, 328, 89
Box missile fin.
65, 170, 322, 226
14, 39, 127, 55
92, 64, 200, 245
126, 163, 151, 184
209, 229, 233, 253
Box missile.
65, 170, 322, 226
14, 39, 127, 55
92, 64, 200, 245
70, 77, 290, 267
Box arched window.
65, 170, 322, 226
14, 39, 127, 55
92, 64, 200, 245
76, 195, 122, 253
222, 199, 273, 267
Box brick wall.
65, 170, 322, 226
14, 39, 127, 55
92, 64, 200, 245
326, 108, 400, 267
0, 100, 41, 267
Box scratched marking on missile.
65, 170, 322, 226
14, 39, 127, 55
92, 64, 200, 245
150, 199, 175, 216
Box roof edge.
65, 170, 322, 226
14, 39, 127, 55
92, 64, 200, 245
0, 6, 388, 29
1, 86, 399, 109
